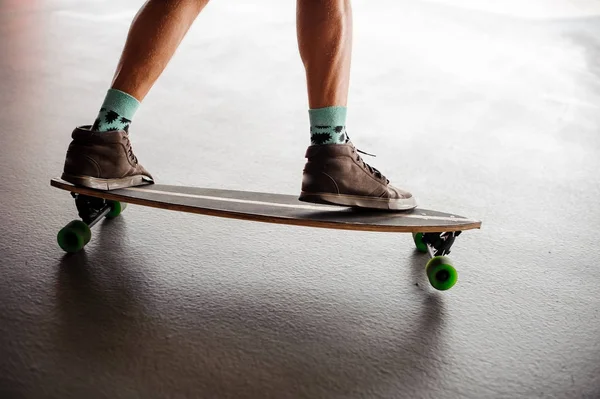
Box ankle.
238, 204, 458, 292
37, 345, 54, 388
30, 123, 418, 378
309, 106, 348, 145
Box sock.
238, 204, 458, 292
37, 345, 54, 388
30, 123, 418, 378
91, 89, 140, 132
309, 106, 348, 145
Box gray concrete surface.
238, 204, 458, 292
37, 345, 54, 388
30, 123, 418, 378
1, 0, 599, 398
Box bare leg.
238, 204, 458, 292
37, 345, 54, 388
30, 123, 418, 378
296, 0, 352, 109
62, 0, 210, 190
297, 1, 418, 211
112, 0, 210, 101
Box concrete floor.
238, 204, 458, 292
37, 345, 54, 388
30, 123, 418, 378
1, 0, 599, 398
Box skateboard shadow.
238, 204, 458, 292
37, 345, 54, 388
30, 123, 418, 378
408, 250, 430, 290
55, 217, 151, 358
53, 219, 448, 397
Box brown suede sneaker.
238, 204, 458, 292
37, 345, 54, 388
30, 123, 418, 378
299, 142, 417, 210
61, 125, 153, 190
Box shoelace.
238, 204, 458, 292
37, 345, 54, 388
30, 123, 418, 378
354, 148, 388, 183
124, 136, 138, 164
345, 132, 388, 183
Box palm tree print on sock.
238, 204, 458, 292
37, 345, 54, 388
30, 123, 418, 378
92, 109, 132, 132
334, 126, 347, 143
105, 110, 120, 124
120, 116, 132, 132
310, 125, 347, 145
311, 132, 333, 145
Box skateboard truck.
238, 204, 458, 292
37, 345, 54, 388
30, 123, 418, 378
56, 194, 127, 254
421, 231, 461, 258
413, 231, 462, 291
72, 193, 112, 227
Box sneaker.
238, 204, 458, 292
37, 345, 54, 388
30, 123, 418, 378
299, 142, 417, 210
61, 125, 153, 190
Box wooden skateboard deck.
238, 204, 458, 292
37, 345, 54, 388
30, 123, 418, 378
51, 178, 481, 233
51, 178, 482, 290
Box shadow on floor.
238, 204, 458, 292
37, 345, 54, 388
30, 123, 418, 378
52, 220, 450, 397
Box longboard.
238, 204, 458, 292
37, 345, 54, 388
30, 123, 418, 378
51, 178, 482, 290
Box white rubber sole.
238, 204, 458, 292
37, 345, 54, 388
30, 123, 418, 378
61, 173, 153, 191
299, 192, 417, 211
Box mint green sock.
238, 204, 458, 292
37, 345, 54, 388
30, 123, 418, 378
91, 89, 140, 132
309, 106, 348, 145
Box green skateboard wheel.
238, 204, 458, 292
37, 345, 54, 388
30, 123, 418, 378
57, 220, 92, 253
106, 201, 127, 219
426, 256, 458, 291
412, 232, 428, 253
